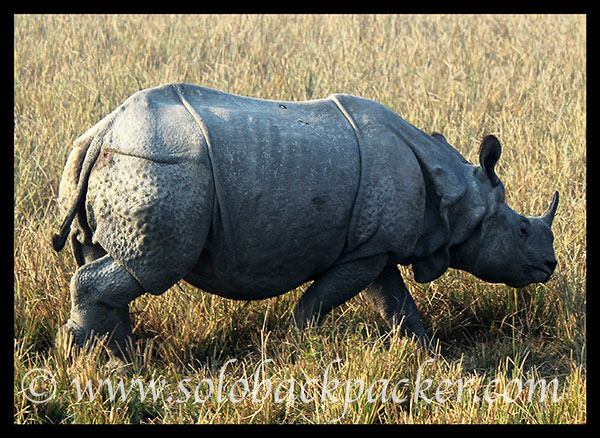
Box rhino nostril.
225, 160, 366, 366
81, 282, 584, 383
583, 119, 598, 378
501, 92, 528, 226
545, 260, 557, 273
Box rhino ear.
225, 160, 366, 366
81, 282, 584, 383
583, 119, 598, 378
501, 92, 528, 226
479, 135, 502, 186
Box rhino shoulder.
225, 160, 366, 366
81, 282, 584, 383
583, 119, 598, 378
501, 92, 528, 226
326, 94, 427, 262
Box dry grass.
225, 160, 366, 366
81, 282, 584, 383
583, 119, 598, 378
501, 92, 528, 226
14, 14, 585, 423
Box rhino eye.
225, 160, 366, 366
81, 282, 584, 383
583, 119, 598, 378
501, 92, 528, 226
519, 220, 530, 239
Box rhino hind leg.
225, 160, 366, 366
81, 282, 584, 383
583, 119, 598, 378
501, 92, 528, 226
293, 254, 388, 328
70, 233, 106, 267
61, 254, 144, 355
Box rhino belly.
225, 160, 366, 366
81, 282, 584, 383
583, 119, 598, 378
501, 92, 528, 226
184, 252, 302, 300
197, 164, 360, 299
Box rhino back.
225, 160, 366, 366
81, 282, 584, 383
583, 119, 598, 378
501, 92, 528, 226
106, 84, 207, 162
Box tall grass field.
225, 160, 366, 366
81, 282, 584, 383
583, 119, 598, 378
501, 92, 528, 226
14, 14, 585, 424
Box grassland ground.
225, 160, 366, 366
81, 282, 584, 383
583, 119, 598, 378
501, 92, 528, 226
14, 14, 585, 423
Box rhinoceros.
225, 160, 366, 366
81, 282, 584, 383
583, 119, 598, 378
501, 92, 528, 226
52, 83, 559, 352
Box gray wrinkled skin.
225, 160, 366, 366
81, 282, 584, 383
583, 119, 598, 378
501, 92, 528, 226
53, 84, 559, 353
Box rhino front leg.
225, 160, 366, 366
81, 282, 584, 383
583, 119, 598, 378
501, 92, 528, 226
61, 254, 144, 355
363, 265, 430, 346
293, 254, 388, 328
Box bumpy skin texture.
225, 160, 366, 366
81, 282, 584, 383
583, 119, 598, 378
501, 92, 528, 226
85, 86, 213, 294
54, 84, 559, 352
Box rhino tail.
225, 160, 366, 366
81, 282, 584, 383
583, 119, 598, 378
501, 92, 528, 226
51, 135, 102, 252
52, 112, 118, 252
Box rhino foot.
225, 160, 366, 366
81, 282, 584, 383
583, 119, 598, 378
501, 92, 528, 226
362, 264, 446, 355
418, 333, 446, 358
57, 317, 134, 359
58, 318, 88, 347
61, 253, 145, 359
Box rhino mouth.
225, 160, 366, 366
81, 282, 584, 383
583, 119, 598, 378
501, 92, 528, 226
525, 264, 553, 283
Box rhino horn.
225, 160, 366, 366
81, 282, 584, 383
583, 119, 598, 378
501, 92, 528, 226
540, 191, 559, 227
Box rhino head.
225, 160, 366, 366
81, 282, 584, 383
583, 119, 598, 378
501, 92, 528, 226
449, 135, 559, 288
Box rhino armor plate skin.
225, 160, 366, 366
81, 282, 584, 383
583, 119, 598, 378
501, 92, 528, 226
53, 84, 559, 353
